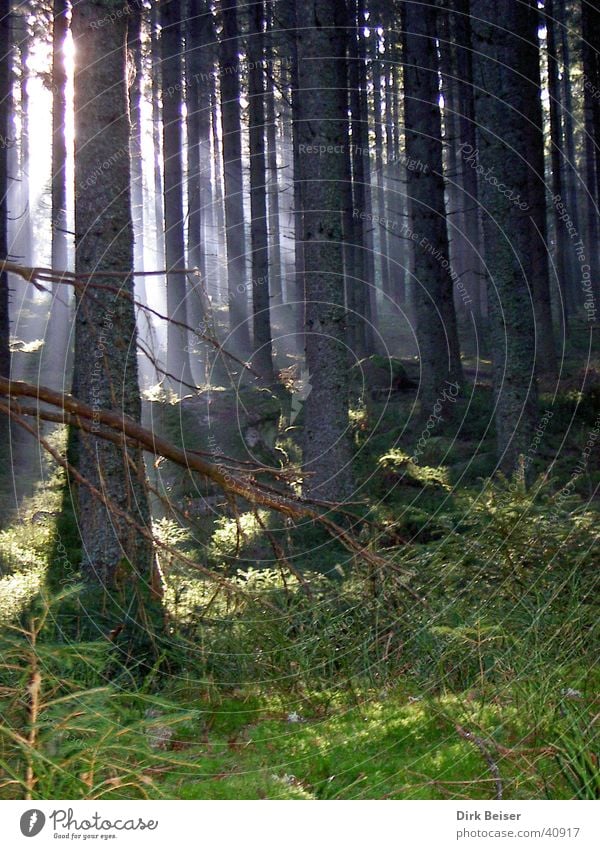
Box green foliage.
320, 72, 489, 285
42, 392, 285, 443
0, 363, 597, 800
0, 590, 203, 800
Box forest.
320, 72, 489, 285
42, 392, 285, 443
0, 0, 597, 803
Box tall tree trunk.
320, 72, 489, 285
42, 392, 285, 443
71, 0, 153, 606
265, 1, 283, 307
219, 0, 250, 355
348, 0, 372, 355
185, 0, 213, 383
0, 0, 11, 415
357, 1, 378, 335
451, 0, 485, 324
581, 0, 600, 312
296, 0, 353, 501
546, 0, 570, 326
211, 81, 226, 301
248, 0, 274, 380
17, 15, 32, 269
150, 0, 166, 328
160, 0, 194, 390
438, 14, 466, 320
196, 17, 217, 301
45, 0, 71, 388
471, 0, 539, 477
557, 0, 582, 315
372, 54, 391, 298
523, 0, 557, 376
387, 57, 405, 308
403, 1, 463, 413
279, 0, 305, 343
128, 2, 145, 279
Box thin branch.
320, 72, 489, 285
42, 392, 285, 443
0, 377, 426, 606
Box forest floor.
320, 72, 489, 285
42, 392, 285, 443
0, 321, 597, 800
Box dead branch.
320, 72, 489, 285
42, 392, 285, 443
1, 259, 257, 378
0, 401, 278, 610
0, 377, 427, 606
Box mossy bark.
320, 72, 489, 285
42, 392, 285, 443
471, 0, 539, 476
70, 0, 159, 644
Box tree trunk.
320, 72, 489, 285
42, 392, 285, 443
471, 0, 539, 477
71, 0, 153, 597
451, 0, 485, 324
0, 0, 10, 405
357, 0, 378, 336
160, 0, 194, 390
128, 2, 145, 279
581, 0, 600, 313
557, 0, 582, 315
248, 0, 274, 380
296, 0, 353, 502
347, 0, 372, 356
185, 0, 213, 383
438, 9, 468, 324
219, 0, 251, 355
546, 0, 570, 327
523, 0, 557, 376
211, 78, 226, 301
402, 1, 463, 413
265, 2, 283, 307
372, 55, 391, 298
278, 0, 305, 343
17, 16, 32, 269
44, 0, 72, 389
151, 2, 166, 279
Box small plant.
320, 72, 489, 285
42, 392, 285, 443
0, 589, 200, 800
551, 703, 599, 800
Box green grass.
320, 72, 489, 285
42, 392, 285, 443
0, 326, 597, 800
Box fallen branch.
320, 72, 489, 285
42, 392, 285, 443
0, 377, 427, 606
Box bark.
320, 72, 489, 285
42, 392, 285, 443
522, 0, 557, 375
402, 1, 463, 413
0, 0, 10, 401
17, 16, 32, 268
347, 0, 372, 355
438, 12, 466, 318
546, 0, 570, 325
356, 0, 378, 335
265, 2, 283, 307
557, 0, 582, 315
44, 0, 72, 389
387, 57, 405, 307
160, 0, 194, 390
248, 0, 274, 380
128, 2, 145, 279
451, 0, 485, 323
348, 2, 375, 357
210, 78, 226, 300
150, 2, 166, 278
372, 54, 391, 297
581, 0, 600, 310
185, 0, 213, 382
219, 0, 251, 355
71, 0, 152, 587
278, 0, 305, 341
51, 0, 68, 275
295, 0, 353, 502
471, 0, 539, 477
